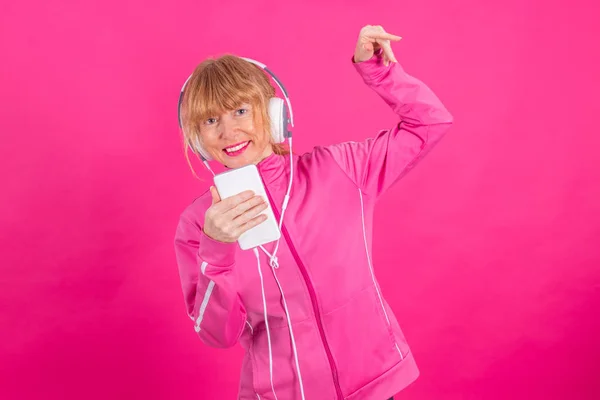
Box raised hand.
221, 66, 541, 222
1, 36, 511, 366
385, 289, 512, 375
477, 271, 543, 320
353, 25, 402, 66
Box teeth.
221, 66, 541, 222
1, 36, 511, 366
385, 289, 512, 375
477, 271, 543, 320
225, 142, 248, 153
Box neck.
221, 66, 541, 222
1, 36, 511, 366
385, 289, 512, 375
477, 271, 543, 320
253, 144, 274, 165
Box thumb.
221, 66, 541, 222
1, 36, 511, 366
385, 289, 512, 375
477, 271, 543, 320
210, 186, 221, 205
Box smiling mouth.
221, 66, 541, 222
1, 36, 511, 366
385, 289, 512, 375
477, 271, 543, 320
223, 141, 250, 156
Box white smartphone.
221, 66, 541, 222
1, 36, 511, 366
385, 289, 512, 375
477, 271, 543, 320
213, 164, 281, 250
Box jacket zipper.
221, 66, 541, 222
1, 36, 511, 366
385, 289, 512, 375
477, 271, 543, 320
263, 184, 344, 400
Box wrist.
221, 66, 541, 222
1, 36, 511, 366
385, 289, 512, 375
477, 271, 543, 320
198, 229, 238, 268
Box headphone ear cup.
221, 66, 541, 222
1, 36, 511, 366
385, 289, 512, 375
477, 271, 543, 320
268, 97, 286, 144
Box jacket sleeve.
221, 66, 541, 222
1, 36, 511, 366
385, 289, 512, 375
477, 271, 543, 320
326, 49, 454, 197
174, 215, 246, 348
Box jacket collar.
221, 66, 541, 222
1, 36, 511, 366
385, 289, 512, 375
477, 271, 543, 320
257, 152, 286, 185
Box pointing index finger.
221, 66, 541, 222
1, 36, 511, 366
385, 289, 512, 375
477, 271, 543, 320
369, 32, 402, 41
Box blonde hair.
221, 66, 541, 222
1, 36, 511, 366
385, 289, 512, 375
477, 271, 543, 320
179, 54, 290, 177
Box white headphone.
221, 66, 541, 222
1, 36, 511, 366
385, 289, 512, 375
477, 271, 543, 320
177, 57, 295, 161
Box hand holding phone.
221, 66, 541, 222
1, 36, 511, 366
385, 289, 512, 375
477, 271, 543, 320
203, 188, 269, 244
212, 164, 282, 250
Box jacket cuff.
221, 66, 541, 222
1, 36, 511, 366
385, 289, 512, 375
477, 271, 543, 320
352, 48, 390, 85
198, 230, 237, 268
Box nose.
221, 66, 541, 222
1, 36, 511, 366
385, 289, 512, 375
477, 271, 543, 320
217, 115, 240, 137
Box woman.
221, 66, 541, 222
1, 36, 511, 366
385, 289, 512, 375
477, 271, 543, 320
174, 25, 453, 400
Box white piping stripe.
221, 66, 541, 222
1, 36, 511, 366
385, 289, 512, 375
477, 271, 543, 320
194, 280, 215, 333
395, 342, 402, 355
200, 261, 208, 275
358, 188, 404, 360
246, 320, 254, 334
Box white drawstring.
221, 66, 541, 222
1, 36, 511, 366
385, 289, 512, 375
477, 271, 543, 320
253, 247, 279, 400
258, 246, 306, 400
273, 270, 306, 400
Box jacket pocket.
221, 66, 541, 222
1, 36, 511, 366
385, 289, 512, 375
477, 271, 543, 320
322, 285, 400, 396
382, 299, 411, 358
250, 320, 337, 400
249, 324, 299, 399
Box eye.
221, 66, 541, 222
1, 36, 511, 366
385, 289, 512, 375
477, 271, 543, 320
235, 108, 249, 116
204, 117, 217, 125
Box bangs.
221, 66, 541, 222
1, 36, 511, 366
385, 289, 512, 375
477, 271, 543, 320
184, 59, 264, 130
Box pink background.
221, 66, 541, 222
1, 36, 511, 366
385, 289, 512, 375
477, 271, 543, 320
1, 0, 599, 399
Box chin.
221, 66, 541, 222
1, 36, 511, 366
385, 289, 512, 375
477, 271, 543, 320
223, 152, 260, 169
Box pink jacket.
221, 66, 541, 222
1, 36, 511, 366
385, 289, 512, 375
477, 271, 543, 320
174, 49, 453, 400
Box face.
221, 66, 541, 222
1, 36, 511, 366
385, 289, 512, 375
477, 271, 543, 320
198, 103, 273, 168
